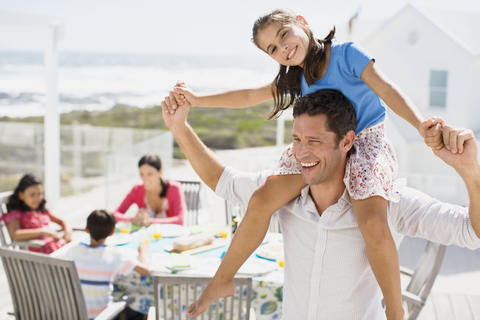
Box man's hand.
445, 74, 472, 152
432, 125, 476, 171
161, 90, 192, 130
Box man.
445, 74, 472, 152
161, 89, 480, 320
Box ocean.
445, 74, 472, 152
0, 51, 278, 118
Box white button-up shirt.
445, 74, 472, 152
216, 166, 480, 320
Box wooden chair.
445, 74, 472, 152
225, 200, 281, 233
0, 191, 46, 250
0, 246, 132, 320
178, 180, 201, 226
147, 273, 254, 320
400, 241, 447, 320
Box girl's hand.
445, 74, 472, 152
63, 230, 72, 243
420, 116, 445, 150
47, 230, 61, 241
174, 81, 198, 107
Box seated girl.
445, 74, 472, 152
2, 173, 72, 254
114, 154, 187, 226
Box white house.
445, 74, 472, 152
338, 3, 480, 205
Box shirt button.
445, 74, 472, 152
316, 256, 320, 259
313, 282, 316, 286
311, 311, 314, 315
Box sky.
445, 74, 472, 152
1, 0, 480, 57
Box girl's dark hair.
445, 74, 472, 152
7, 173, 47, 212
252, 7, 335, 119
138, 154, 169, 198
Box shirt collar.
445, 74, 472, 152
300, 185, 353, 211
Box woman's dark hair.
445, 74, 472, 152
252, 7, 335, 119
7, 173, 47, 212
138, 154, 169, 198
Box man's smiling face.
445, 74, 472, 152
292, 113, 346, 186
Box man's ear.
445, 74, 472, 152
297, 15, 309, 26
341, 130, 356, 152
84, 226, 89, 233
109, 230, 115, 236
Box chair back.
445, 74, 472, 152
0, 191, 13, 246
403, 241, 447, 320
178, 181, 201, 226
151, 273, 252, 320
225, 200, 281, 233
0, 246, 89, 320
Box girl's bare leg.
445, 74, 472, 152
187, 174, 306, 318
351, 196, 404, 320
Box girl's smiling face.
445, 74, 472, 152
19, 184, 44, 211
256, 19, 310, 68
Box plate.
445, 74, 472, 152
256, 242, 284, 261
147, 224, 190, 238
164, 255, 199, 271
106, 233, 132, 245
237, 259, 277, 276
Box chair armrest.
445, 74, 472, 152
400, 266, 414, 277
94, 296, 134, 320
402, 290, 425, 307
10, 239, 46, 249
147, 306, 156, 320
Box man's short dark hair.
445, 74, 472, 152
87, 209, 116, 241
293, 89, 357, 156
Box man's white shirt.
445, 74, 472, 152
216, 166, 480, 320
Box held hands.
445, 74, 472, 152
431, 125, 476, 169
424, 117, 473, 155
162, 81, 197, 115
161, 87, 193, 129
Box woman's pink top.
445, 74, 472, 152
114, 180, 186, 225
1, 209, 65, 254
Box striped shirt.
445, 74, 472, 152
61, 243, 138, 319
216, 166, 480, 320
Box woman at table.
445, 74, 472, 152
2, 173, 72, 254
114, 154, 186, 226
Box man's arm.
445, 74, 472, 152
432, 125, 480, 238
161, 95, 225, 191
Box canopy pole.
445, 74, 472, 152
44, 22, 61, 209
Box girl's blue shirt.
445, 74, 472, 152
300, 40, 387, 135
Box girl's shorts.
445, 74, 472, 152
271, 121, 405, 202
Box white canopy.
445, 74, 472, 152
0, 11, 64, 209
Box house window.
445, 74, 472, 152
429, 70, 448, 108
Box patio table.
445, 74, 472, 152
54, 228, 284, 320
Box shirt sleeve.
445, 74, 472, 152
389, 187, 480, 250
113, 186, 138, 222
114, 248, 139, 276
150, 181, 186, 225
215, 166, 270, 207
2, 210, 21, 223
342, 41, 374, 79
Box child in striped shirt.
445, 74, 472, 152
62, 209, 150, 319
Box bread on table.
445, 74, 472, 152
173, 233, 215, 251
